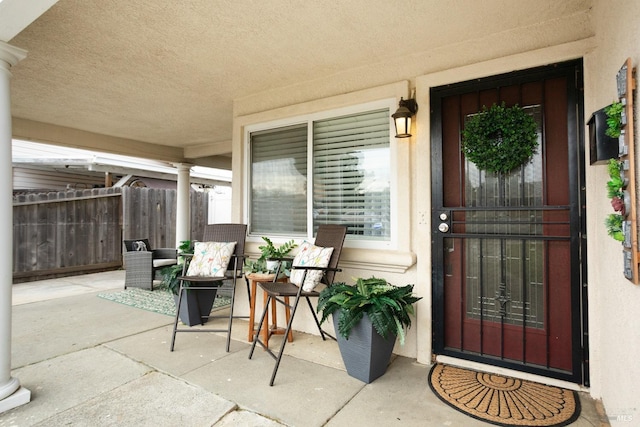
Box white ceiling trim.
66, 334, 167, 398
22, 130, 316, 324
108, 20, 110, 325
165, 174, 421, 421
0, 0, 58, 41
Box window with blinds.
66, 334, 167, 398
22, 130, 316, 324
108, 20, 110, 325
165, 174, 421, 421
250, 124, 308, 235
249, 108, 391, 241
313, 109, 390, 239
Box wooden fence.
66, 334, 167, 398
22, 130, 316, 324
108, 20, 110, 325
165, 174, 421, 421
13, 187, 208, 282
121, 187, 208, 246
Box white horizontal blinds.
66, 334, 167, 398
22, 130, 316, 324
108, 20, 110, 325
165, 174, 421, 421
250, 124, 308, 234
313, 109, 391, 239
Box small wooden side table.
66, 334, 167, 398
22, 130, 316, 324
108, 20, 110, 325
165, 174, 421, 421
246, 273, 294, 348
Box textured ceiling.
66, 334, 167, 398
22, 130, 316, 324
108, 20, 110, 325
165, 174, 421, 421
7, 0, 592, 160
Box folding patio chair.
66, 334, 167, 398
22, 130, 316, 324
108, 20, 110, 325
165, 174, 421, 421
170, 223, 247, 352
248, 224, 347, 385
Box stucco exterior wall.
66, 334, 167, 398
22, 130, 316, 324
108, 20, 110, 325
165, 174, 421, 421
232, 5, 640, 419
233, 12, 596, 361
232, 82, 420, 358
582, 0, 640, 421
234, 28, 595, 358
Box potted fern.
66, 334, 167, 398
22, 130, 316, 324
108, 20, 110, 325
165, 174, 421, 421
317, 277, 421, 383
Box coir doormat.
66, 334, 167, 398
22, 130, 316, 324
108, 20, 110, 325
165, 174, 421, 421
98, 287, 231, 317
428, 364, 580, 427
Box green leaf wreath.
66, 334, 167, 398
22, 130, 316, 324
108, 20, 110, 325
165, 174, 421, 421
461, 103, 539, 174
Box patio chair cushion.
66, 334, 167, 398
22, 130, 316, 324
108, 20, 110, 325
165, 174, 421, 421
153, 258, 178, 268
124, 239, 151, 252
186, 241, 236, 277
290, 240, 334, 291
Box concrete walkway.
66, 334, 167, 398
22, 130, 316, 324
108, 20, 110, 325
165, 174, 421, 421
3, 271, 607, 426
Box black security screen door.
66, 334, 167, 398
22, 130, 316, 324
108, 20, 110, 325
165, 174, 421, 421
431, 61, 587, 384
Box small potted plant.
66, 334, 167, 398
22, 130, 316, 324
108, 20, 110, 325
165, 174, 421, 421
604, 101, 625, 138
244, 237, 297, 274
258, 237, 297, 271
317, 277, 422, 383
605, 158, 628, 243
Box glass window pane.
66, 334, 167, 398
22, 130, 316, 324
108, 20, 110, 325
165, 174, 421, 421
250, 124, 307, 235
463, 105, 544, 328
313, 109, 390, 240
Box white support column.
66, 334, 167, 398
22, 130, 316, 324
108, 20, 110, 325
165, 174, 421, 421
0, 41, 30, 413
175, 163, 191, 247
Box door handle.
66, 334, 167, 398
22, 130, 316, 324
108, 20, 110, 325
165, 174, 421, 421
437, 210, 451, 233
438, 223, 450, 233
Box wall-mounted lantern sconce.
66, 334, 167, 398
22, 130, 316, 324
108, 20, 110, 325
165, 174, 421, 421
392, 97, 418, 138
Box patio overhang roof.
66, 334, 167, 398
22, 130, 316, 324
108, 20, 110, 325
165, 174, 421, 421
0, 0, 593, 164
12, 140, 231, 187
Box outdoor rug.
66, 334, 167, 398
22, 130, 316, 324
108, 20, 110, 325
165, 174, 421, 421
97, 287, 231, 317
428, 364, 580, 427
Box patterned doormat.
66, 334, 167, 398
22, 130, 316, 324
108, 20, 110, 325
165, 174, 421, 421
97, 287, 231, 317
429, 364, 580, 427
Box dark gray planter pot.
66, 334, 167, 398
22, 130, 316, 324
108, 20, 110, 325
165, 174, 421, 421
332, 311, 396, 383
173, 287, 217, 326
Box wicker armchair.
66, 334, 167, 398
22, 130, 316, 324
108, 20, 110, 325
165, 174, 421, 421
123, 239, 177, 290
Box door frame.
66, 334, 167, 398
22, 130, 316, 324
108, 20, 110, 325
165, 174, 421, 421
430, 59, 588, 385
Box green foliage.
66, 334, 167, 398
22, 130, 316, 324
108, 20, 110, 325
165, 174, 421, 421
317, 277, 422, 345
608, 157, 622, 177
160, 264, 184, 295
258, 237, 297, 261
160, 240, 194, 295
606, 158, 623, 199
243, 258, 269, 274
461, 103, 539, 174
606, 176, 624, 199
605, 213, 624, 242
604, 101, 624, 138
244, 237, 297, 275
605, 159, 626, 242
177, 240, 194, 254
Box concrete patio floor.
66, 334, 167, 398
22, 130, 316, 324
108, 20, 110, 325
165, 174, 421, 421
3, 270, 608, 426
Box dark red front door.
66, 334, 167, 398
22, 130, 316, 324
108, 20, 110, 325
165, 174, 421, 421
431, 61, 586, 384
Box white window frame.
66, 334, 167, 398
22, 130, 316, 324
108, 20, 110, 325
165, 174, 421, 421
244, 98, 399, 250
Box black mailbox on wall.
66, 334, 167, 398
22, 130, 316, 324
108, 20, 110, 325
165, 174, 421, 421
589, 106, 619, 165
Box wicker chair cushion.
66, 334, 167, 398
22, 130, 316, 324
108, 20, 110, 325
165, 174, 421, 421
125, 239, 151, 252
186, 241, 236, 277
290, 240, 334, 291
153, 258, 178, 268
